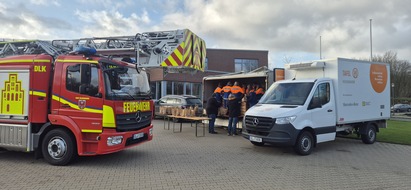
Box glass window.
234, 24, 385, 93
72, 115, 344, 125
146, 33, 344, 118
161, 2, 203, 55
165, 98, 175, 104
166, 81, 172, 95
66, 64, 81, 93
175, 98, 182, 104
185, 83, 191, 95
309, 83, 330, 109
234, 59, 258, 72
204, 57, 208, 70
174, 82, 184, 95
150, 82, 156, 99
66, 64, 99, 97
192, 83, 201, 98
89, 65, 99, 96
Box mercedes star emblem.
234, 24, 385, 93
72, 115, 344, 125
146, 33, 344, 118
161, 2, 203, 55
135, 111, 142, 122
253, 118, 259, 126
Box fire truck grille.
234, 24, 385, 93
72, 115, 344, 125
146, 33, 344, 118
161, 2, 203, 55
244, 115, 274, 136
116, 111, 152, 132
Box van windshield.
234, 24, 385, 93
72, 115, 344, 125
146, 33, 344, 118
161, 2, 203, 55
259, 82, 314, 105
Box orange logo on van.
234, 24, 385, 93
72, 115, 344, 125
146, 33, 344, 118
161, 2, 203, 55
369, 64, 387, 93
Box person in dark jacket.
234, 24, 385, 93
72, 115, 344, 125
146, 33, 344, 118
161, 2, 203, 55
227, 94, 241, 136
206, 93, 220, 134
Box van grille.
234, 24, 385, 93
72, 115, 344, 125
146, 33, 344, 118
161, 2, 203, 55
244, 116, 274, 136
116, 111, 152, 132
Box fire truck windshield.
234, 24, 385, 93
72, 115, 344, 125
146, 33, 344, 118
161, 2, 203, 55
104, 67, 151, 100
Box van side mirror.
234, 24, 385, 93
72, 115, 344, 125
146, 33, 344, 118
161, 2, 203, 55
308, 97, 322, 110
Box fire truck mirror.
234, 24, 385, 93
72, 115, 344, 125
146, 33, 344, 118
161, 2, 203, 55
79, 84, 90, 95
80, 64, 91, 84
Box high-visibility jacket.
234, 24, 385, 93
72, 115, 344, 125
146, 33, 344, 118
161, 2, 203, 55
231, 85, 244, 99
222, 85, 232, 98
256, 87, 264, 102
213, 87, 223, 104
214, 87, 222, 94
256, 88, 264, 95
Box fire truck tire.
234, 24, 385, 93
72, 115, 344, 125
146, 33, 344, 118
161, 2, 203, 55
42, 128, 77, 166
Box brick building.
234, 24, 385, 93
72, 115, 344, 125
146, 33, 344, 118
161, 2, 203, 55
147, 48, 268, 100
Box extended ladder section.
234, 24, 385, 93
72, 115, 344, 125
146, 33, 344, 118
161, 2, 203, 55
52, 29, 207, 73
0, 40, 65, 58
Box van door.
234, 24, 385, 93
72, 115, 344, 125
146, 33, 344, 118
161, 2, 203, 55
308, 82, 336, 143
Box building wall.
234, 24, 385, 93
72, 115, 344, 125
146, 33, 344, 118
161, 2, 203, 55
147, 48, 269, 100
206, 49, 268, 73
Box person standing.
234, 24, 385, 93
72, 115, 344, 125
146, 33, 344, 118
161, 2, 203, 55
255, 84, 265, 103
206, 93, 220, 134
230, 81, 244, 100
248, 84, 257, 107
245, 84, 252, 109
227, 94, 241, 136
213, 83, 223, 106
222, 82, 232, 108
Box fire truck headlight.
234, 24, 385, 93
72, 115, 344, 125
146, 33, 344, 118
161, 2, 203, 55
107, 136, 123, 146
149, 128, 153, 136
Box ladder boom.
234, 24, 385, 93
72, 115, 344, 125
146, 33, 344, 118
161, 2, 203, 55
1, 29, 206, 73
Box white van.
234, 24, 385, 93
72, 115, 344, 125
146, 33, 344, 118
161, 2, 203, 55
242, 58, 390, 155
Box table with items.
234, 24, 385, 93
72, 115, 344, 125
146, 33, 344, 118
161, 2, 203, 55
165, 115, 210, 137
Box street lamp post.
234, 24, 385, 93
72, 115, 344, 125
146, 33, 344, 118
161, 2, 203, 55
391, 83, 395, 116
392, 83, 395, 104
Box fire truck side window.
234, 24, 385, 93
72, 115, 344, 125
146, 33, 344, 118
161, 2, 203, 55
66, 64, 100, 97
66, 64, 81, 93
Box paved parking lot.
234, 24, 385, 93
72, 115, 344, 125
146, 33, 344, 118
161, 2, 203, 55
1, 119, 411, 190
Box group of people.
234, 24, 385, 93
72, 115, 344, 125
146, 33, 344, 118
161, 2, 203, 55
206, 81, 264, 136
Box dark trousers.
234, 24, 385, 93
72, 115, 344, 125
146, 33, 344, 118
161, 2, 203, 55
208, 114, 216, 132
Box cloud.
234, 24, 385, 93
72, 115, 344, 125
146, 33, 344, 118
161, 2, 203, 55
0, 3, 71, 40
1, 0, 411, 68
29, 0, 61, 6
150, 0, 411, 66
74, 9, 151, 37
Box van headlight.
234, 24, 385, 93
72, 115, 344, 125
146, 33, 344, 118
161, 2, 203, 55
275, 116, 297, 124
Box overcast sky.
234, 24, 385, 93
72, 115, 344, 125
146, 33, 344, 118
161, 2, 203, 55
1, 0, 410, 68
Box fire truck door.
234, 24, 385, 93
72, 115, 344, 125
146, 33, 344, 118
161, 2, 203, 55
58, 63, 103, 132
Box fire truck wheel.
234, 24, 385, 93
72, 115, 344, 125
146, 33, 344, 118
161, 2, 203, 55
42, 128, 77, 166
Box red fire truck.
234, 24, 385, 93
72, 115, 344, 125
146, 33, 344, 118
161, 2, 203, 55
0, 29, 206, 165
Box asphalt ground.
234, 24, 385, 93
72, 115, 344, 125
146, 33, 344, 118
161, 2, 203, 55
1, 119, 410, 190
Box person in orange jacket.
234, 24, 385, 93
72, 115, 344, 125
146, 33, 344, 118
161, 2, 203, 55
213, 83, 223, 105
222, 81, 232, 108
231, 81, 244, 100
255, 84, 265, 102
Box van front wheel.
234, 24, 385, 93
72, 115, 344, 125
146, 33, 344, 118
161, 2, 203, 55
294, 131, 314, 156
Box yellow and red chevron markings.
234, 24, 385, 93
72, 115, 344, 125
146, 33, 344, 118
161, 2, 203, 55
160, 29, 206, 72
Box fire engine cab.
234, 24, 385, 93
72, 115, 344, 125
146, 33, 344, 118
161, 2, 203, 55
0, 29, 206, 165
